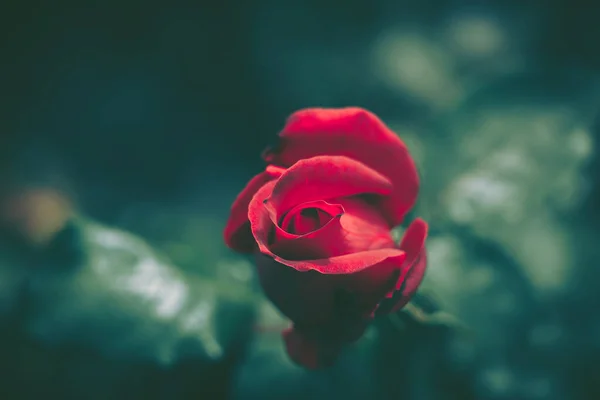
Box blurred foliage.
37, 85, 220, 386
0, 215, 256, 399
1, 0, 600, 399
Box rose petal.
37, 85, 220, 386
344, 261, 402, 296
280, 200, 342, 235
255, 252, 405, 328
261, 199, 342, 248
284, 248, 407, 274
249, 180, 405, 273
265, 155, 392, 222
376, 218, 428, 314
336, 197, 397, 251
223, 166, 285, 252
377, 250, 428, 314
263, 107, 419, 226
255, 253, 338, 326
272, 201, 345, 257
261, 254, 407, 369
388, 250, 427, 312
341, 256, 405, 314
394, 218, 428, 290
268, 200, 400, 270
248, 179, 280, 244
269, 214, 345, 260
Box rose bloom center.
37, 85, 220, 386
281, 206, 334, 235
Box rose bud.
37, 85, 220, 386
223, 107, 428, 369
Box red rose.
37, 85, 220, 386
224, 108, 428, 368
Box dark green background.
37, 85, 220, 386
1, 1, 599, 399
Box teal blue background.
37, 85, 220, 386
0, 1, 599, 399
